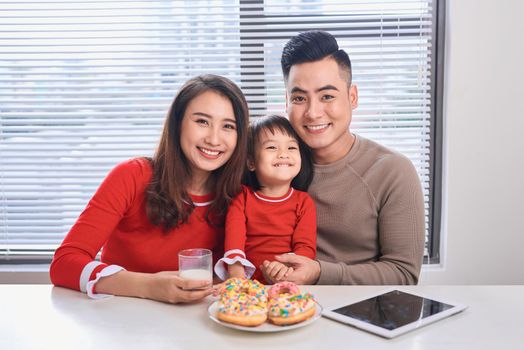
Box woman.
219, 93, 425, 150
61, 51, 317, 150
50, 75, 249, 303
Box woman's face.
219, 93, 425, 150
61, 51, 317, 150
180, 90, 238, 178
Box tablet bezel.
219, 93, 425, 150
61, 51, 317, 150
322, 288, 468, 338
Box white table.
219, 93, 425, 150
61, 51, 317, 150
1, 285, 522, 349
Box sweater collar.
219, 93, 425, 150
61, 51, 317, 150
253, 187, 294, 203
187, 193, 215, 207
313, 134, 362, 174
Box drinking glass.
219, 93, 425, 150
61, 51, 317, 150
178, 248, 213, 289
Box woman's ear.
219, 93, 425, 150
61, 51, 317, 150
247, 159, 256, 172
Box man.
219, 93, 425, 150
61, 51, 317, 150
262, 30, 425, 285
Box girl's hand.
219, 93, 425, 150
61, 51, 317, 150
144, 271, 213, 304
228, 262, 246, 279
261, 261, 294, 283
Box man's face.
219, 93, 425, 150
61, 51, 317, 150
286, 57, 358, 164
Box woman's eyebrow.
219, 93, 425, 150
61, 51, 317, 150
192, 112, 235, 124
192, 112, 211, 118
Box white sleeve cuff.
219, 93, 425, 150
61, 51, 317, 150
79, 261, 104, 293
85, 265, 125, 300
214, 256, 256, 281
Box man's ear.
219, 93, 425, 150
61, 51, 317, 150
247, 159, 256, 171
349, 84, 358, 110
285, 91, 289, 111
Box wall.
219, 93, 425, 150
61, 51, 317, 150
420, 0, 524, 284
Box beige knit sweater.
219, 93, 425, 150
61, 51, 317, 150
309, 135, 425, 285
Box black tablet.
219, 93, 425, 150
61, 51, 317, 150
322, 289, 467, 338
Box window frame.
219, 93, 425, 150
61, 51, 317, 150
0, 0, 444, 265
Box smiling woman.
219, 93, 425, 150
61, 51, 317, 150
180, 91, 238, 189
49, 75, 250, 304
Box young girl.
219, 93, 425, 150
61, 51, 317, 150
50, 75, 249, 303
214, 115, 316, 284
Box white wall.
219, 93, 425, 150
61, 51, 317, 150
420, 0, 524, 284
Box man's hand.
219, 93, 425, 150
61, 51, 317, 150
269, 254, 321, 285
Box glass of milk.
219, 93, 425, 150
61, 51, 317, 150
178, 248, 213, 289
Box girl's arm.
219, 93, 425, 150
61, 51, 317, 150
214, 187, 256, 280
292, 193, 317, 258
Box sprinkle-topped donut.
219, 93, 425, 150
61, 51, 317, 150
267, 282, 316, 325
267, 281, 300, 299
217, 277, 268, 327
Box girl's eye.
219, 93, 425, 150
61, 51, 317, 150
224, 123, 236, 130
196, 119, 209, 125
289, 146, 298, 150
266, 146, 277, 150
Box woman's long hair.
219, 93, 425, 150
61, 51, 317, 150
244, 115, 313, 192
145, 75, 249, 230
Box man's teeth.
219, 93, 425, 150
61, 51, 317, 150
199, 148, 220, 156
306, 124, 329, 131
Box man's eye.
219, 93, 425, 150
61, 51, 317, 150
292, 96, 305, 102
322, 94, 334, 100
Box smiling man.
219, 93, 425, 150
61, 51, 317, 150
269, 30, 425, 285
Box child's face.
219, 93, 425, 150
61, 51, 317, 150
250, 129, 301, 188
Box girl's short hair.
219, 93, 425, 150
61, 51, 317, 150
245, 115, 313, 192
146, 74, 249, 230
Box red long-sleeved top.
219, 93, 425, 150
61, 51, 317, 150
50, 158, 224, 294
218, 185, 316, 283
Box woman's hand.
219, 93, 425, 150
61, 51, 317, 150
144, 271, 213, 304
95, 270, 213, 304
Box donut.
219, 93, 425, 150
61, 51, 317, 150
267, 282, 316, 325
216, 277, 268, 327
267, 281, 300, 299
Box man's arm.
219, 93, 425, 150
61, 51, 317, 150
278, 156, 425, 285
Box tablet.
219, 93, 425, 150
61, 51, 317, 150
322, 289, 467, 338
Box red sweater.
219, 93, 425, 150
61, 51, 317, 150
50, 158, 224, 293
223, 185, 316, 283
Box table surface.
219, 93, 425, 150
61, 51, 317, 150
1, 285, 523, 349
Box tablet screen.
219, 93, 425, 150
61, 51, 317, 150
332, 290, 454, 331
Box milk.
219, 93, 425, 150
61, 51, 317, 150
179, 268, 213, 282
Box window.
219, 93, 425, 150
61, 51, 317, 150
0, 0, 442, 263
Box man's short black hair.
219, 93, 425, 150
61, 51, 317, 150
281, 30, 352, 85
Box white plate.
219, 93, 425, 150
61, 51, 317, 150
208, 301, 323, 333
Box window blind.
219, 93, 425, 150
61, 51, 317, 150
0, 0, 435, 262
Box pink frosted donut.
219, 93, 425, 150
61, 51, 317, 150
268, 281, 300, 299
